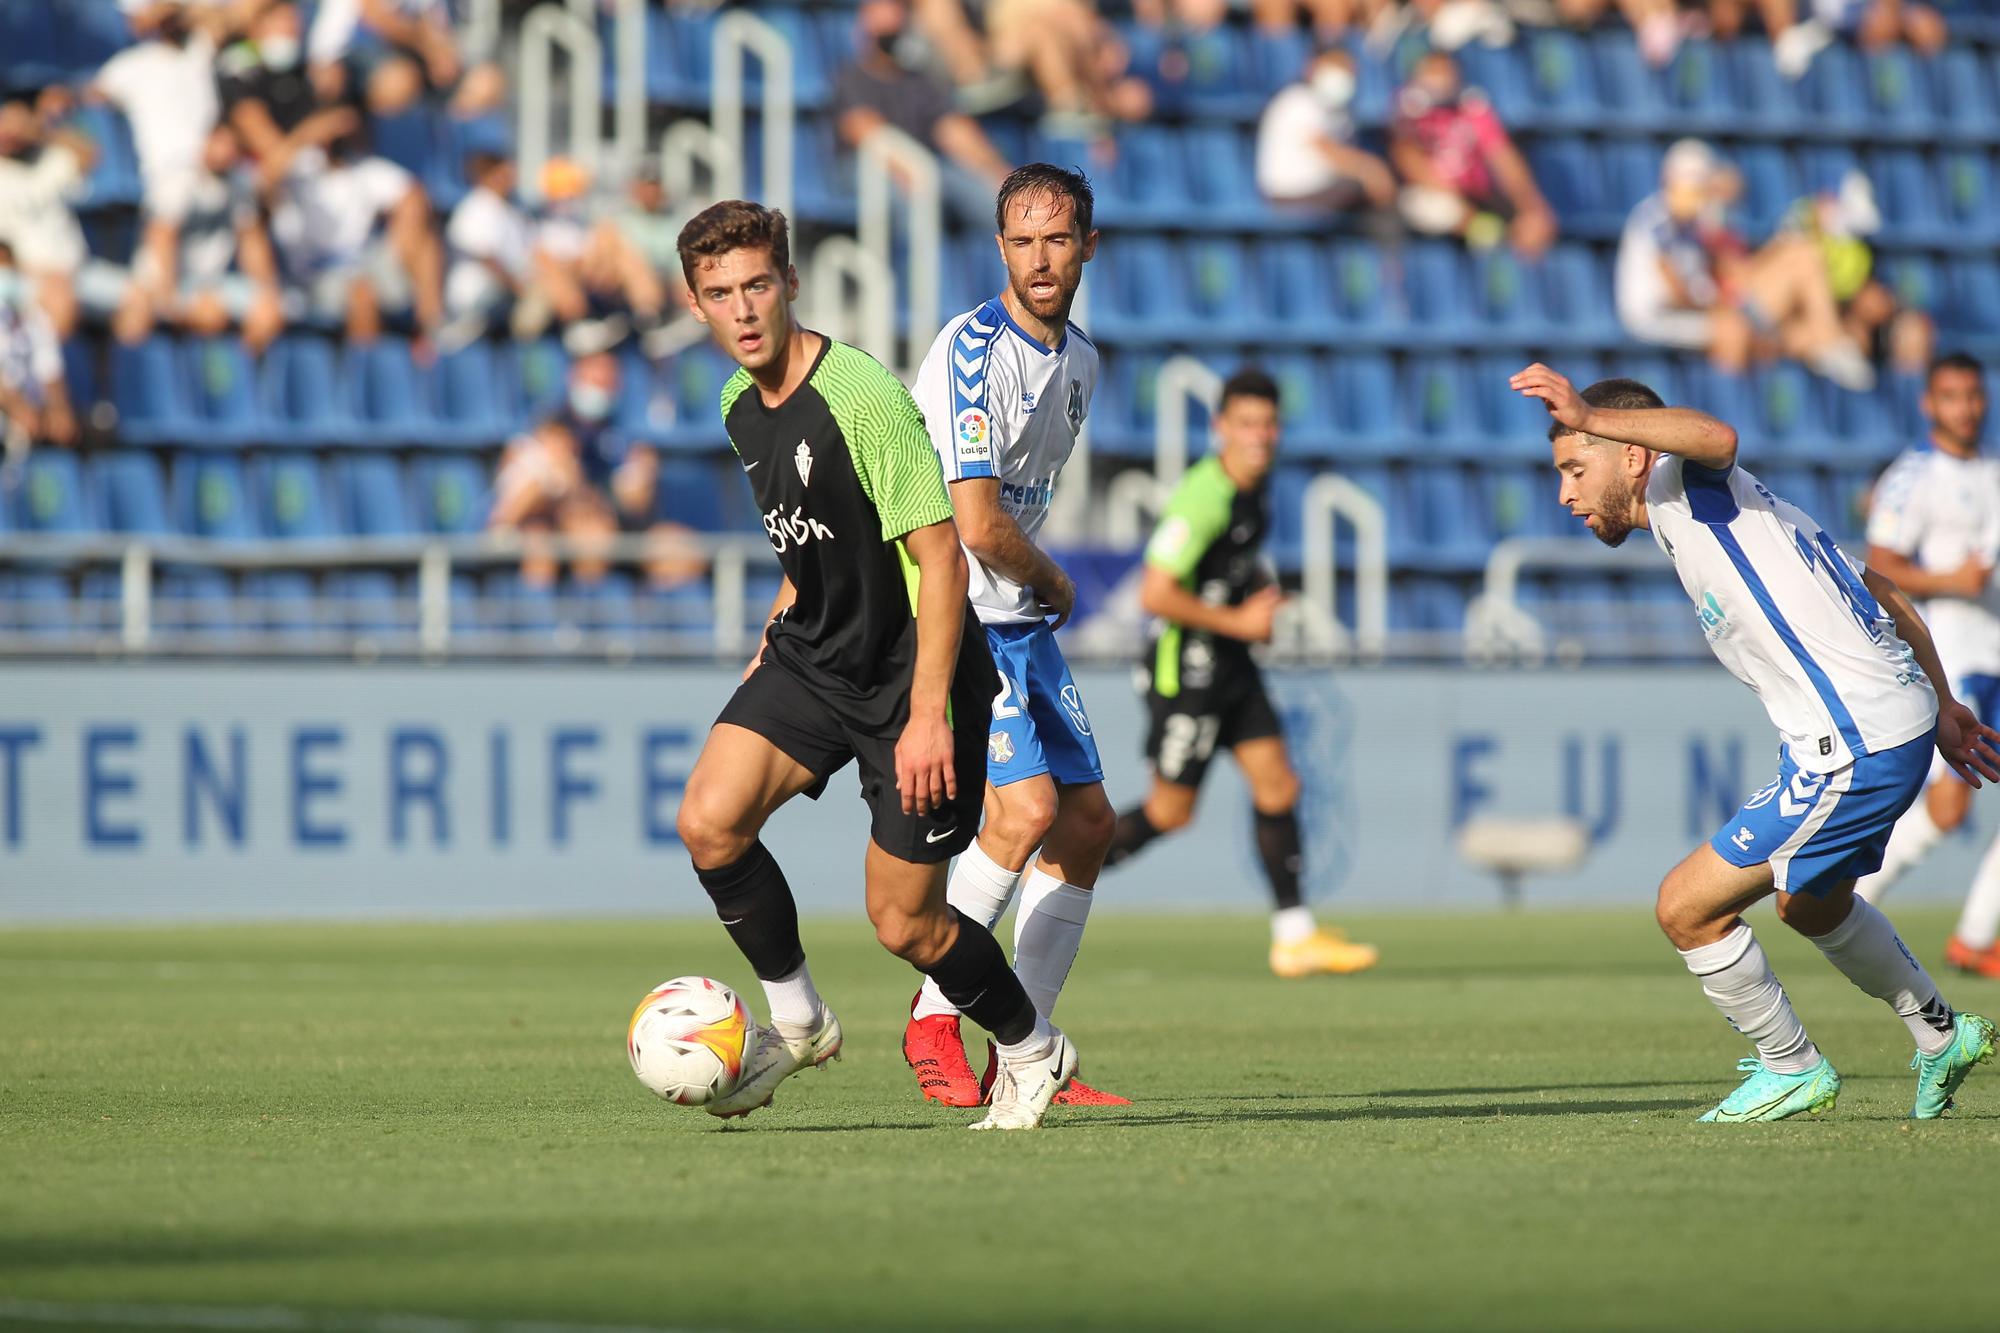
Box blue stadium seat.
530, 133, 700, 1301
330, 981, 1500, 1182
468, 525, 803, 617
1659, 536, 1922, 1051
1601, 141, 1665, 224
1456, 43, 1532, 123
1408, 464, 1490, 569
1247, 30, 1311, 99
1179, 127, 1262, 228
241, 571, 319, 636
349, 338, 430, 443
173, 454, 257, 541
13, 450, 93, 533
1481, 461, 1569, 540
432, 340, 512, 445
1519, 29, 1599, 128
1402, 244, 1470, 343
670, 346, 738, 448
1086, 353, 1143, 457
1590, 30, 1665, 130
1094, 236, 1178, 338
1097, 127, 1188, 226
1797, 44, 1870, 134
1942, 256, 2000, 337
156, 569, 237, 635
260, 337, 360, 447
1744, 363, 1830, 456
69, 104, 141, 208
944, 233, 1001, 320
1728, 37, 1807, 134
327, 571, 404, 633
511, 339, 570, 423
94, 451, 171, 535
1824, 383, 1902, 458
56, 0, 130, 73
1656, 38, 1734, 129
0, 2, 61, 88
1936, 150, 2000, 245
1400, 355, 1481, 450
5, 573, 74, 637
1325, 240, 1404, 338
1863, 47, 1940, 134
1539, 246, 1618, 344
1871, 147, 1942, 244
1182, 237, 1260, 338
333, 455, 416, 536
110, 337, 196, 445
658, 458, 731, 531
1472, 352, 1582, 458
1258, 239, 1333, 338
182, 337, 266, 448
410, 456, 490, 534
643, 8, 715, 105
1527, 140, 1618, 236
1263, 352, 1336, 453
1733, 143, 1801, 238
1466, 249, 1550, 342
251, 455, 340, 540
1939, 48, 2000, 139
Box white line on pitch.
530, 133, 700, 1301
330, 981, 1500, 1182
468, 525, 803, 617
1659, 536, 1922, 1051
0, 1299, 723, 1333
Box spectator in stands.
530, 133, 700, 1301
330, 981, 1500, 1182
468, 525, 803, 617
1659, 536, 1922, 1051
266, 124, 444, 346
1546, 0, 1688, 65
0, 242, 78, 456
1784, 170, 1934, 378
89, 2, 223, 233
0, 94, 98, 338
488, 350, 707, 590
218, 1, 363, 189
833, 0, 1014, 221
306, 0, 504, 119
1254, 47, 1397, 220
531, 159, 673, 340
1716, 0, 1946, 79
1389, 51, 1556, 260
443, 150, 538, 340
110, 123, 286, 353
1617, 139, 1876, 389
985, 0, 1151, 134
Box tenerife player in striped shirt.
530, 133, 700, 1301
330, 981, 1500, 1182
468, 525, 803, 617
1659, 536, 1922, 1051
1514, 362, 1999, 1122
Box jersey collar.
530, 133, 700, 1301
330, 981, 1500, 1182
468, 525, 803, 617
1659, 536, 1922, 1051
991, 296, 1067, 356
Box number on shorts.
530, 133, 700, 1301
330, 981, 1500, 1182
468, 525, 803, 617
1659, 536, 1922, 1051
992, 673, 1024, 720
1158, 712, 1221, 780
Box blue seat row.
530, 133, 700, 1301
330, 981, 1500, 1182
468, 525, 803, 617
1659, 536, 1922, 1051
3, 446, 760, 542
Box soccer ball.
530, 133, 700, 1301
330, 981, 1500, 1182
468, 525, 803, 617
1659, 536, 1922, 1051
626, 976, 754, 1106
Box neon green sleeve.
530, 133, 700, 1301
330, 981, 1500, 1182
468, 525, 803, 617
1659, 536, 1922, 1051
817, 343, 955, 541
1144, 463, 1234, 584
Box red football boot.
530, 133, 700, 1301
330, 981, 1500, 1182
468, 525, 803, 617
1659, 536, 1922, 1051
1946, 936, 2000, 979
902, 992, 982, 1107
976, 1038, 1130, 1106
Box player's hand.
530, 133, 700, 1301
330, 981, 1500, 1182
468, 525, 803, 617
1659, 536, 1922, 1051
1230, 586, 1284, 644
895, 711, 957, 817
1936, 699, 2000, 788
1509, 363, 1592, 434
1943, 557, 1992, 600
1037, 569, 1077, 630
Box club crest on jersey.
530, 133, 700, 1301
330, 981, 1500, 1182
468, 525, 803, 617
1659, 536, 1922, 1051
794, 439, 814, 486
955, 407, 991, 468
988, 731, 1015, 764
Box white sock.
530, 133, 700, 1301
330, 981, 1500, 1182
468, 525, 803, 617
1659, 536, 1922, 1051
1271, 905, 1317, 945
994, 1012, 1055, 1060
761, 961, 824, 1031
1954, 829, 2000, 950
912, 840, 1023, 1022
1855, 802, 1943, 904
1812, 898, 1956, 1056
1012, 867, 1093, 1020
1680, 924, 1821, 1074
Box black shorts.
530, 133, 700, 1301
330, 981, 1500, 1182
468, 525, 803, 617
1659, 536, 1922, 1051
717, 659, 988, 864
1143, 668, 1283, 789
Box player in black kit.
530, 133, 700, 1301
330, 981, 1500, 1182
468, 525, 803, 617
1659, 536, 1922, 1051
671, 201, 1078, 1129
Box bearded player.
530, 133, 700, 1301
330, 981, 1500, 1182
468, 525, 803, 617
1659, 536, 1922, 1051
1517, 361, 1997, 1121
900, 164, 1126, 1109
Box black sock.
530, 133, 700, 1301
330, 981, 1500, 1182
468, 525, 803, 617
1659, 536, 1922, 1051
695, 841, 805, 981
1255, 808, 1304, 912
1103, 807, 1161, 870
921, 908, 1038, 1046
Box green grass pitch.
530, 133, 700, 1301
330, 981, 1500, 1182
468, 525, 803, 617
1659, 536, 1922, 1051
5, 907, 2000, 1332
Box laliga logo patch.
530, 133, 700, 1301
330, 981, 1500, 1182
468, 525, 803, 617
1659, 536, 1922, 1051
1059, 684, 1092, 736
988, 731, 1015, 764
955, 407, 990, 463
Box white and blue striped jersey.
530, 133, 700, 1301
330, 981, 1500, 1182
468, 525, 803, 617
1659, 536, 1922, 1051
913, 297, 1098, 625
1865, 445, 2000, 681
1648, 456, 1937, 773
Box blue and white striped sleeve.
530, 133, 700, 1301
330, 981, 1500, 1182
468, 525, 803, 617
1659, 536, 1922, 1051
936, 303, 1004, 481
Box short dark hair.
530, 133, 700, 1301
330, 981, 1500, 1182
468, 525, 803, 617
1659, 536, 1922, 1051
1548, 377, 1666, 441
1928, 351, 1984, 387
994, 163, 1094, 237
677, 199, 791, 286
1220, 367, 1280, 411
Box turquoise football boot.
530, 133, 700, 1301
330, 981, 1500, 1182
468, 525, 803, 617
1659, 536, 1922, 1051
1697, 1055, 1841, 1122
1910, 1012, 1996, 1120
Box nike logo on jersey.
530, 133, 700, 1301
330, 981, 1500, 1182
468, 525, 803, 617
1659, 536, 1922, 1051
925, 825, 958, 844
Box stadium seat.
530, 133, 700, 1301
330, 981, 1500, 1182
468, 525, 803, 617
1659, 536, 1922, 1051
11, 449, 93, 534
68, 104, 141, 208
1733, 143, 1801, 239
432, 340, 513, 445
110, 337, 197, 446
658, 458, 733, 531
1408, 464, 1491, 569
1601, 141, 1665, 224
1797, 44, 1870, 134
1180, 127, 1263, 229
349, 338, 431, 443
1263, 352, 1337, 453
1656, 38, 1734, 129
1182, 237, 1260, 338
240, 571, 320, 637
173, 454, 258, 541
0, 2, 61, 88
7, 572, 75, 637
94, 451, 171, 535
1539, 245, 1618, 344
1728, 37, 1807, 134
1456, 43, 1531, 124
251, 454, 340, 540
1519, 29, 1599, 129
182, 337, 267, 448
1590, 30, 1666, 130
1400, 354, 1481, 450
511, 339, 570, 423
1258, 238, 1334, 338
1526, 140, 1617, 237
333, 455, 417, 537
410, 456, 490, 535
1939, 48, 2000, 139
327, 571, 405, 633
1325, 239, 1405, 338
1402, 244, 1471, 344
1870, 147, 1942, 244
1466, 249, 1550, 342
670, 346, 740, 448
155, 568, 237, 635
261, 336, 361, 447
1935, 150, 2000, 245
1941, 257, 2000, 337
1862, 47, 1940, 134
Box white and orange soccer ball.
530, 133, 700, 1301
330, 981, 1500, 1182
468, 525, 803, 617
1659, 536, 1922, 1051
626, 976, 754, 1106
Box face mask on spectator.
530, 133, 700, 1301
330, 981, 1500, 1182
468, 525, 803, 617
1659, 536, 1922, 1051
261, 36, 302, 72
569, 383, 615, 422
0, 269, 20, 306
1311, 64, 1355, 109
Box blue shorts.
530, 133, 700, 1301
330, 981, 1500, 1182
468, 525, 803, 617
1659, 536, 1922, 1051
982, 621, 1104, 788
1711, 727, 1936, 896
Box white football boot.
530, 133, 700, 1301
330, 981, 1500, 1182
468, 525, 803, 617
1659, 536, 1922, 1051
969, 1030, 1079, 1131
706, 1009, 843, 1119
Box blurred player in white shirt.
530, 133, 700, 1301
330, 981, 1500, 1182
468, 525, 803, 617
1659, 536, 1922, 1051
1514, 362, 1998, 1121
1854, 355, 2000, 977
901, 164, 1126, 1113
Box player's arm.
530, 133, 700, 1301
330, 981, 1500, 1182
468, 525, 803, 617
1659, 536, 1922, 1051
742, 575, 797, 682
897, 519, 968, 816
1138, 568, 1280, 645
950, 477, 1076, 627
1510, 362, 1737, 469
1867, 544, 1988, 600
1864, 564, 2000, 786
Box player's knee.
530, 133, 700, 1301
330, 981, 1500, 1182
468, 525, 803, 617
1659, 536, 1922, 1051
1653, 879, 1709, 950
676, 789, 752, 869
993, 781, 1059, 856
1256, 771, 1302, 814
871, 904, 951, 966
1072, 787, 1118, 855
1147, 799, 1193, 834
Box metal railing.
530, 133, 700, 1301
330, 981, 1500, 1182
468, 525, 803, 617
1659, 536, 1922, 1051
660, 11, 795, 222
1464, 536, 1698, 664
853, 126, 942, 378
0, 533, 781, 661
517, 3, 603, 201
